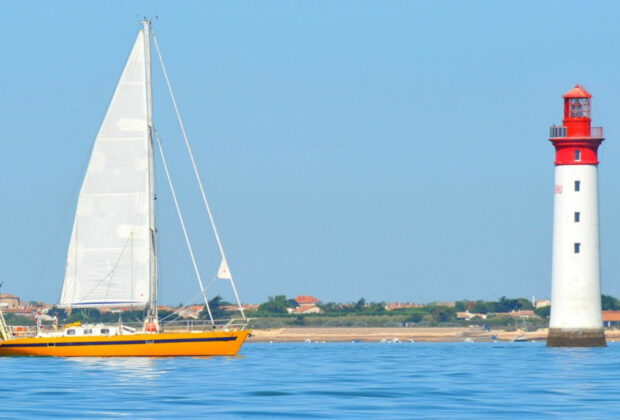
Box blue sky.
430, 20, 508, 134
1, 1, 620, 306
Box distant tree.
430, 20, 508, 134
120, 310, 144, 323
272, 295, 289, 304
517, 298, 534, 310
293, 315, 306, 326
158, 309, 174, 320
427, 306, 455, 323
465, 301, 478, 311
355, 298, 366, 311
49, 307, 67, 321
258, 295, 290, 314
455, 301, 466, 311
318, 302, 338, 313
210, 295, 231, 319
601, 295, 620, 310
472, 301, 489, 314
67, 309, 102, 323
485, 301, 497, 313
365, 302, 385, 314
198, 295, 232, 320
493, 296, 523, 313
535, 306, 551, 318
406, 313, 424, 323
258, 301, 287, 314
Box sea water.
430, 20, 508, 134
1, 342, 619, 419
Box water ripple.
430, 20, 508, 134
2, 342, 620, 418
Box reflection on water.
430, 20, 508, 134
69, 357, 162, 381
2, 343, 620, 419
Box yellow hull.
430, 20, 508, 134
0, 330, 250, 357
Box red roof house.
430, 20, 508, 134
294, 295, 319, 306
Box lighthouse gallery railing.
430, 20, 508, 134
549, 126, 603, 138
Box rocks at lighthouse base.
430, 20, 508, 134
547, 327, 606, 347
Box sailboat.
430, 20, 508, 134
0, 20, 250, 357
512, 318, 529, 342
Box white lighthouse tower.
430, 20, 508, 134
547, 85, 606, 347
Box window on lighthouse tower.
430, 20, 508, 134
574, 243, 581, 254
575, 149, 581, 161
575, 180, 581, 191
574, 212, 580, 222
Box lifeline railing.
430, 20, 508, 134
159, 318, 249, 332
2, 317, 249, 339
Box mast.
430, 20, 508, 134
143, 19, 158, 321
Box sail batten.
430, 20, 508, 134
60, 29, 152, 309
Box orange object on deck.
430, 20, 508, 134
13, 326, 26, 337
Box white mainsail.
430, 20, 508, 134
60, 29, 153, 308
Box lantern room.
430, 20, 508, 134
550, 84, 604, 166
563, 85, 593, 137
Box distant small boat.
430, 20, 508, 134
512, 318, 529, 342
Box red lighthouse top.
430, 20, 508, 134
563, 85, 592, 98
550, 84, 604, 166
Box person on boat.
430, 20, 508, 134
52, 313, 59, 331
34, 310, 42, 334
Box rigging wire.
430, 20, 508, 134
158, 289, 209, 323
152, 33, 246, 321
153, 131, 215, 326
28, 147, 92, 307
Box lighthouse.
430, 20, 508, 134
547, 85, 606, 347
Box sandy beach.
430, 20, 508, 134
247, 327, 620, 343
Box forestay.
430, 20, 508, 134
60, 30, 153, 308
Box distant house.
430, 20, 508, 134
222, 304, 259, 312
535, 299, 551, 309
0, 294, 20, 309
294, 295, 320, 306
98, 306, 133, 313
288, 295, 321, 314
175, 305, 204, 319
602, 311, 620, 328
385, 302, 423, 311
288, 306, 321, 315
456, 311, 487, 320
433, 301, 456, 308
509, 310, 535, 318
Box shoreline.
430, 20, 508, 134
246, 327, 620, 343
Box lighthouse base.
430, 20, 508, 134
546, 328, 606, 347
